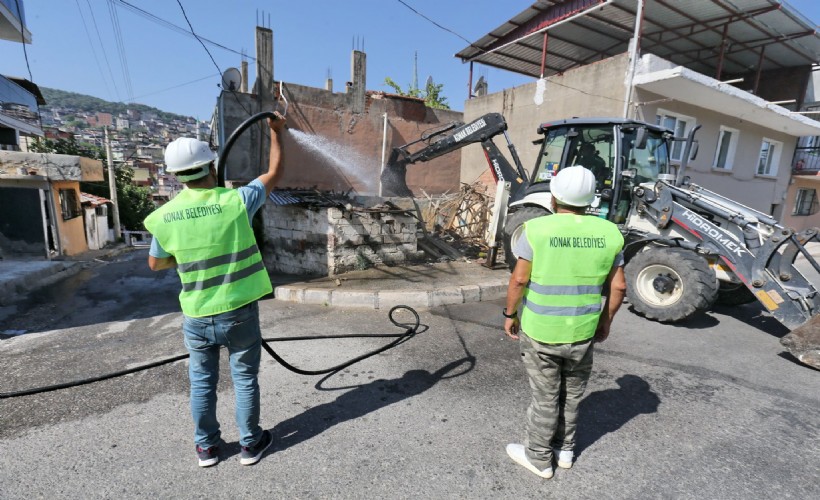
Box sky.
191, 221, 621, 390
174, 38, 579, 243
2, 0, 819, 120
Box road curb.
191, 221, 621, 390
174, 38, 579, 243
274, 280, 508, 309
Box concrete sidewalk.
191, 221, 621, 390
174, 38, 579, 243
274, 261, 510, 309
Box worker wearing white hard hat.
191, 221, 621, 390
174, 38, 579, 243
502, 165, 627, 478
144, 113, 286, 468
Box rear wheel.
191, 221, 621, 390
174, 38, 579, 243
503, 206, 550, 271
625, 247, 719, 322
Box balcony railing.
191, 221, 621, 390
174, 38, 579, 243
792, 134, 820, 174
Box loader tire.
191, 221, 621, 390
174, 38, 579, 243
503, 206, 550, 271
625, 247, 719, 322
716, 282, 757, 306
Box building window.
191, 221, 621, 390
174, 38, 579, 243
793, 188, 818, 216
713, 126, 739, 170
59, 188, 82, 220
656, 110, 696, 162
757, 138, 783, 176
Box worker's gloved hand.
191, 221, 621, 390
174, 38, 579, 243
268, 112, 287, 134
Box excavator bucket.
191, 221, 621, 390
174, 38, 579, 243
781, 317, 820, 370
380, 162, 414, 197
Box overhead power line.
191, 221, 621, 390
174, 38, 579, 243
85, 0, 122, 100
395, 0, 474, 46
13, 0, 34, 83
394, 0, 626, 104
75, 0, 114, 100
107, 0, 135, 102
126, 73, 219, 102
115, 0, 254, 61
175, 0, 252, 117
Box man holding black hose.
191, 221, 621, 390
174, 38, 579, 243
144, 114, 285, 467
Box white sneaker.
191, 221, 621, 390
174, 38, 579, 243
506, 443, 554, 479
556, 449, 574, 469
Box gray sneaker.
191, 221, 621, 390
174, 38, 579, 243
240, 430, 273, 466
196, 445, 219, 467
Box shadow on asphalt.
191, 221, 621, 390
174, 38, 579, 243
713, 303, 790, 338
576, 374, 660, 456
269, 353, 476, 454
627, 301, 790, 338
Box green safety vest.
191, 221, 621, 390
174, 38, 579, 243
520, 213, 624, 344
144, 187, 272, 317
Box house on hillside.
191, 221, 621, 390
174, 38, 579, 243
80, 192, 113, 250
0, 150, 105, 258
456, 0, 820, 224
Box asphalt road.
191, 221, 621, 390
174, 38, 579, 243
0, 250, 818, 499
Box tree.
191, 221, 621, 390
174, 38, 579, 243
384, 76, 450, 110
29, 136, 82, 156
101, 166, 155, 231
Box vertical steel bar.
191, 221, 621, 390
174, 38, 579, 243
622, 0, 645, 118
468, 61, 474, 100
540, 32, 549, 78
753, 45, 766, 94
716, 22, 729, 80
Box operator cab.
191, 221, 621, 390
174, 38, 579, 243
529, 119, 673, 224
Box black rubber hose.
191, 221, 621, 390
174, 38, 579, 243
259, 306, 421, 376
0, 306, 421, 399
217, 111, 279, 187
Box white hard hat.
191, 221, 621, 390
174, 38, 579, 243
164, 138, 215, 182
551, 165, 597, 207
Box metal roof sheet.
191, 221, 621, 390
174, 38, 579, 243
80, 192, 111, 206
456, 0, 820, 79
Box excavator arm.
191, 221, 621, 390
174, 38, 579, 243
380, 112, 530, 200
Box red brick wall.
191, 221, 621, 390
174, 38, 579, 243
276, 88, 464, 196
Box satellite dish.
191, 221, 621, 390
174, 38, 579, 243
221, 67, 242, 92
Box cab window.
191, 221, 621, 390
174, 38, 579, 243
532, 127, 568, 185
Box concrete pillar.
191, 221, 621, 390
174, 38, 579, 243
240, 60, 248, 93
350, 50, 366, 113
255, 27, 273, 100
326, 78, 333, 92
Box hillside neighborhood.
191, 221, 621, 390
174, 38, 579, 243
37, 92, 205, 201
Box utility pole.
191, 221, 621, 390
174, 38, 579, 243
104, 126, 122, 240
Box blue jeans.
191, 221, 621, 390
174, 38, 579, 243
182, 301, 263, 448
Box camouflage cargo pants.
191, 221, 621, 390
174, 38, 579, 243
519, 332, 594, 470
